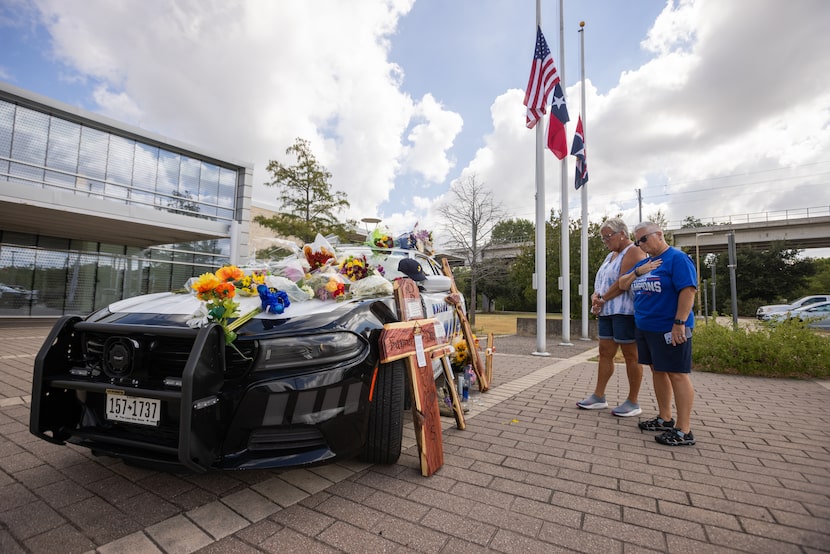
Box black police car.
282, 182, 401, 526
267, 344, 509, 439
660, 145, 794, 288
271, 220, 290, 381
29, 246, 462, 472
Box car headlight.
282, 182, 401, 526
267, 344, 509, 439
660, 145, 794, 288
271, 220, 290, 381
254, 332, 369, 371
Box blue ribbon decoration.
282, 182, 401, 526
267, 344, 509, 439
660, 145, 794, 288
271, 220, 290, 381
257, 285, 291, 314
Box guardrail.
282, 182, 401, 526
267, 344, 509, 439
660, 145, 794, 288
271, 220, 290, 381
667, 205, 830, 229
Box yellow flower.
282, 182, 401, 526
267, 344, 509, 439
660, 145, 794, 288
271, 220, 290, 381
451, 335, 478, 369
193, 272, 221, 300
188, 265, 252, 345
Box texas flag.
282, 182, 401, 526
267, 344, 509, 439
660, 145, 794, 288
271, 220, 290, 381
546, 82, 570, 159
571, 115, 588, 189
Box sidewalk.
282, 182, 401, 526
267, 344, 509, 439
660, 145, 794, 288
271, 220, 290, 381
1, 324, 829, 553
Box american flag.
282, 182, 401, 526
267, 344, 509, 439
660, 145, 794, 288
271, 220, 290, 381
523, 26, 560, 129
546, 82, 570, 159
571, 115, 588, 189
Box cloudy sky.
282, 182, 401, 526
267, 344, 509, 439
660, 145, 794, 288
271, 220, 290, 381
2, 0, 829, 248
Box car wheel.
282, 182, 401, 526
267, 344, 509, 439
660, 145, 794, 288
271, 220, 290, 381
360, 359, 405, 464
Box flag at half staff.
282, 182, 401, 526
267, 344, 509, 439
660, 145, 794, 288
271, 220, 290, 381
547, 82, 570, 159
523, 26, 560, 129
571, 115, 588, 189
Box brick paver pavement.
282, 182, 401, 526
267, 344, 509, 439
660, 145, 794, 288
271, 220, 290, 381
1, 321, 829, 553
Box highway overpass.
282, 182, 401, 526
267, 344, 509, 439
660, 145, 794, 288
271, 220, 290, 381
671, 213, 830, 254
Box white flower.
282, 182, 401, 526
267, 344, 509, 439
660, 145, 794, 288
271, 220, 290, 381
186, 303, 210, 328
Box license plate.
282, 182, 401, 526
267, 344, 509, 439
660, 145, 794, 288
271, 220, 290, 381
106, 393, 161, 426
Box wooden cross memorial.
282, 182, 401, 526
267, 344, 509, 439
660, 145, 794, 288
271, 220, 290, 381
378, 278, 464, 477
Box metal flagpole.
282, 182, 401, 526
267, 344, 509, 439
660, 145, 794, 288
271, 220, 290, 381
532, 0, 549, 356
579, 21, 590, 340
558, 0, 572, 345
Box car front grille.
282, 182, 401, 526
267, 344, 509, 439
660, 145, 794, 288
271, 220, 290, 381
81, 331, 256, 383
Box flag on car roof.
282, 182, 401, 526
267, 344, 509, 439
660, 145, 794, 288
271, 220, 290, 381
523, 26, 560, 129
546, 82, 570, 159
571, 115, 588, 189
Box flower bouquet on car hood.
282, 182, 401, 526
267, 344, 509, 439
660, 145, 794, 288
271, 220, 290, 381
186, 265, 266, 345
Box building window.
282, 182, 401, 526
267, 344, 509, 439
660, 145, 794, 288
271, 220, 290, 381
0, 99, 238, 222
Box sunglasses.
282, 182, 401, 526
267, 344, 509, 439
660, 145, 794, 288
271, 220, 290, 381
600, 232, 617, 242
634, 232, 657, 247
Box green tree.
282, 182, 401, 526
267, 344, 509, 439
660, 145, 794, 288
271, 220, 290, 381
505, 212, 608, 316
506, 236, 541, 312
255, 138, 351, 244
706, 242, 816, 316
490, 218, 534, 244
805, 257, 830, 292
479, 218, 534, 311
680, 216, 704, 228
560, 213, 608, 317
476, 256, 518, 312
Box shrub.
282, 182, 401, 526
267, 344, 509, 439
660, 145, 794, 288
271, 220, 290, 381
692, 318, 830, 379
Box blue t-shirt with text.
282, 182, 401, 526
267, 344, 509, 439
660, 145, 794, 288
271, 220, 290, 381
630, 246, 697, 332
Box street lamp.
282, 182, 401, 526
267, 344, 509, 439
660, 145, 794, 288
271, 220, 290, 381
695, 232, 714, 319
360, 217, 381, 235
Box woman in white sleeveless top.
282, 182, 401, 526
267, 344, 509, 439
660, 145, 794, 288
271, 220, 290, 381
576, 218, 646, 416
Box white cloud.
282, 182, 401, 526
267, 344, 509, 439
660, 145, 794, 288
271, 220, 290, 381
91, 84, 143, 124
402, 93, 463, 182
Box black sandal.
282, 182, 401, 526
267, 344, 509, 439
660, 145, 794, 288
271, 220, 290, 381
638, 417, 674, 431
655, 428, 696, 446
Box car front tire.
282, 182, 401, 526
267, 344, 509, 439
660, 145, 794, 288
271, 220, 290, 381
360, 359, 405, 464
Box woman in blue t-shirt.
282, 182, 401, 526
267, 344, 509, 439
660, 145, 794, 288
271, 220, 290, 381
619, 222, 697, 446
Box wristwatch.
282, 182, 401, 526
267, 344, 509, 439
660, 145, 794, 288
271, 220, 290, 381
673, 319, 685, 325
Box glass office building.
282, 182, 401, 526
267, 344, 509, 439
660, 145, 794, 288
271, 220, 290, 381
0, 82, 253, 318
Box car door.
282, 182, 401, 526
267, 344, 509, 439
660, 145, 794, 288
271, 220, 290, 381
804, 303, 830, 330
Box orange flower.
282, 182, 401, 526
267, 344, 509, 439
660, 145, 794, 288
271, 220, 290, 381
216, 265, 244, 282
215, 282, 236, 299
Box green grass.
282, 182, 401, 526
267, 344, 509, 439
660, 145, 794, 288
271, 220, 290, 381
471, 312, 560, 336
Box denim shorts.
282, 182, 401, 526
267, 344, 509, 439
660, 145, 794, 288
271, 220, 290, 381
635, 328, 692, 373
597, 314, 636, 344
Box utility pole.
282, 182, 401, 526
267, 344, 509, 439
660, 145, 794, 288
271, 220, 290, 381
636, 188, 642, 222
728, 232, 738, 330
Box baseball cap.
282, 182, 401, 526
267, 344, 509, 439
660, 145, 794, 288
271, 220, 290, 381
397, 258, 428, 281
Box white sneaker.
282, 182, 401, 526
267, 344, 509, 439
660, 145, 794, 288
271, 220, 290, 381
576, 394, 608, 410
611, 400, 642, 417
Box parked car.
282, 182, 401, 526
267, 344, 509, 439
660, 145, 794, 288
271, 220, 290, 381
765, 300, 830, 330
29, 245, 464, 472
756, 294, 830, 320
0, 284, 37, 308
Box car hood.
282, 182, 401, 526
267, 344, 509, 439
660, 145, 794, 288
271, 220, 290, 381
107, 292, 344, 320
757, 304, 791, 313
